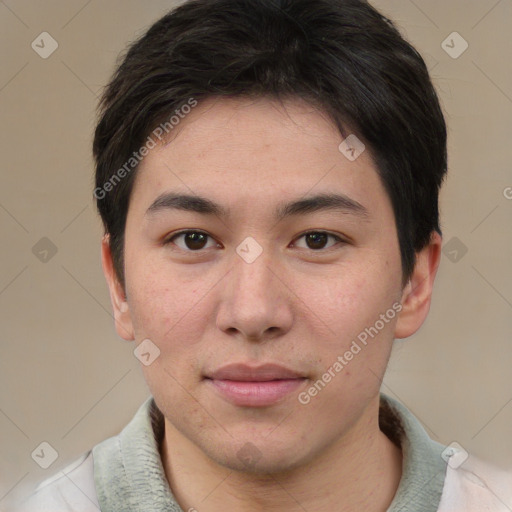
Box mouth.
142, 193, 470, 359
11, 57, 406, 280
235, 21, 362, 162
204, 363, 308, 407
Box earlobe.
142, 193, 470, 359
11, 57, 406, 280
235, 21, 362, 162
394, 231, 442, 339
101, 234, 135, 341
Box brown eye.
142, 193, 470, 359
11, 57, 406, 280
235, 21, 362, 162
294, 231, 343, 251
305, 232, 328, 250
165, 231, 216, 251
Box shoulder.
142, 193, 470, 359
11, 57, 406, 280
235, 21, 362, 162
6, 451, 100, 512
438, 454, 512, 511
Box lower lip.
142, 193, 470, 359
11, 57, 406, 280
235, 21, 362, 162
207, 378, 306, 407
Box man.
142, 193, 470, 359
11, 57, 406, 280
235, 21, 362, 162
12, 0, 511, 510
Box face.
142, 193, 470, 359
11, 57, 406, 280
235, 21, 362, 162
103, 96, 434, 474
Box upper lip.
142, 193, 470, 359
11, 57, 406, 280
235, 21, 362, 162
206, 363, 305, 381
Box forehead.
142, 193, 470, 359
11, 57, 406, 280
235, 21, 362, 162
129, 96, 392, 222
155, 96, 360, 165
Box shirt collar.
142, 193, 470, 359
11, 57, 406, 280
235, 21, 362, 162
93, 393, 447, 512
382, 394, 447, 511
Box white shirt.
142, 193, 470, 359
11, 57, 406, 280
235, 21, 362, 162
8, 394, 512, 511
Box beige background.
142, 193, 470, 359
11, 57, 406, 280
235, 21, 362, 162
1, 0, 511, 507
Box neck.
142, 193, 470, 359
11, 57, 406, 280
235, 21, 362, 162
161, 396, 402, 512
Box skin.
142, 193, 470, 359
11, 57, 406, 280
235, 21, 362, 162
101, 96, 442, 512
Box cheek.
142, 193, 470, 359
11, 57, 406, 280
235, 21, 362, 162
294, 260, 401, 385
125, 255, 211, 352
126, 264, 207, 404
298, 265, 398, 339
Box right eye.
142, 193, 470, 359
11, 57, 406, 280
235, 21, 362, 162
163, 230, 220, 252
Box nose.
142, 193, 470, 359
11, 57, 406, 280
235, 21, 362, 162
215, 243, 294, 343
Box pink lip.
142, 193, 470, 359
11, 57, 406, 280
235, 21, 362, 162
205, 363, 307, 407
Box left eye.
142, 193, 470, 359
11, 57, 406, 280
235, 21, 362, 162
164, 230, 344, 252
292, 231, 343, 251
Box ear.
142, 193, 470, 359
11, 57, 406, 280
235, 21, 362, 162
101, 234, 135, 341
394, 231, 442, 339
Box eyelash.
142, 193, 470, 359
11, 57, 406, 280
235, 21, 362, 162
163, 230, 347, 253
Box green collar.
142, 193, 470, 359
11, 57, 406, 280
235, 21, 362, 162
93, 393, 447, 512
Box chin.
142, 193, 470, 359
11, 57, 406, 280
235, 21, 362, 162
203, 433, 315, 477
221, 449, 307, 476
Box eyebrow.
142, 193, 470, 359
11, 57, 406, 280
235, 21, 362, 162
145, 192, 369, 221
